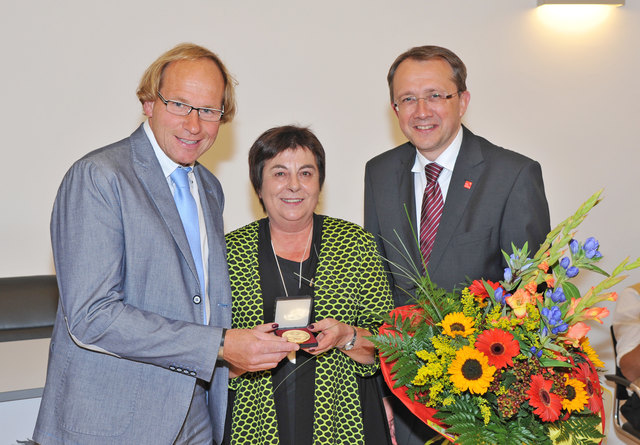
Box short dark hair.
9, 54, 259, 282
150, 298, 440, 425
387, 45, 467, 103
248, 125, 326, 211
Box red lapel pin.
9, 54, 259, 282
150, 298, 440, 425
464, 180, 472, 189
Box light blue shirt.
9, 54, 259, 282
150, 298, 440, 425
143, 121, 210, 323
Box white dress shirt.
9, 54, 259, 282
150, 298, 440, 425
412, 126, 463, 232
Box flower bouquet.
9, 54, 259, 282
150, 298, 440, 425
372, 190, 640, 444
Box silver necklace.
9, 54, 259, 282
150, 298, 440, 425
270, 223, 313, 297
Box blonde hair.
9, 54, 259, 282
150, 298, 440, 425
136, 43, 237, 123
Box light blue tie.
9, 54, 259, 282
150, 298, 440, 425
170, 167, 206, 324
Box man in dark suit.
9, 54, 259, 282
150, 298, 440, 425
364, 45, 550, 445
33, 43, 296, 445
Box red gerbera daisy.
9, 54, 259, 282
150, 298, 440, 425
475, 328, 520, 369
526, 374, 562, 422
574, 362, 603, 414
468, 280, 500, 300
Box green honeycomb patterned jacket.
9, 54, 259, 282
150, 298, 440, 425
225, 216, 394, 445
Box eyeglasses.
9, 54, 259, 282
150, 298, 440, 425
157, 92, 224, 122
394, 92, 460, 112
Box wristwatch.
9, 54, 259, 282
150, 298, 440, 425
342, 327, 357, 351
217, 328, 227, 360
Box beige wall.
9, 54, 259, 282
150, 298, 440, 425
1, 1, 638, 442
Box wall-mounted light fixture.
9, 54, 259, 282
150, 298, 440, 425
536, 0, 623, 32
537, 0, 623, 5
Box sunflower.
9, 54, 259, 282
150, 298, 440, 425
448, 346, 495, 394
475, 328, 520, 369
442, 312, 475, 337
579, 337, 605, 368
562, 377, 589, 413
526, 374, 562, 422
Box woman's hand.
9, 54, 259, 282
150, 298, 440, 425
306, 318, 376, 364
305, 318, 352, 354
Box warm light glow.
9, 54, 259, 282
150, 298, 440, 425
536, 5, 616, 33
537, 1, 622, 4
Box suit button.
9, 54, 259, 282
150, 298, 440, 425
183, 369, 190, 375
170, 366, 176, 371
190, 371, 196, 376
193, 295, 201, 304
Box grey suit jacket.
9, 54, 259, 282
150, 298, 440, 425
364, 126, 550, 307
33, 125, 231, 445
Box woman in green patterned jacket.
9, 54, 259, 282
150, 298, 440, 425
224, 125, 394, 445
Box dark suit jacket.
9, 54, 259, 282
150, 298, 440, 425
364, 125, 550, 307
34, 125, 232, 445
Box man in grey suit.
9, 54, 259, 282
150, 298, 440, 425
33, 43, 297, 445
364, 46, 550, 445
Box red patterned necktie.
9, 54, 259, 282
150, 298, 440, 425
419, 163, 444, 267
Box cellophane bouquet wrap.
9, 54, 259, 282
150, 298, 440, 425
372, 191, 640, 444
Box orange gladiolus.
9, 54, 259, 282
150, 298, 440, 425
545, 275, 555, 287
584, 307, 609, 324
565, 297, 582, 317
525, 281, 538, 294
565, 322, 591, 345
506, 289, 533, 319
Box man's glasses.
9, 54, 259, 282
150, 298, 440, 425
394, 92, 460, 112
157, 92, 224, 122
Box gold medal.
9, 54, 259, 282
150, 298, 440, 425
282, 329, 311, 344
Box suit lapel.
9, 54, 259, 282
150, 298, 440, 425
395, 145, 421, 266
193, 166, 229, 327
130, 126, 199, 282
429, 127, 485, 272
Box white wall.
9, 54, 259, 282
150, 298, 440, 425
1, 1, 638, 443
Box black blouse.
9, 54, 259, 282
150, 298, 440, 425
257, 214, 323, 445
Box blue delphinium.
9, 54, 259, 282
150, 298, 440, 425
583, 237, 602, 259
521, 261, 533, 271
569, 239, 579, 255
559, 255, 579, 278
503, 267, 513, 283
530, 346, 543, 358
566, 266, 579, 278
545, 287, 566, 303
494, 287, 509, 304
541, 306, 568, 336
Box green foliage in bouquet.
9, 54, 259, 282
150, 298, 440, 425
371, 190, 640, 445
